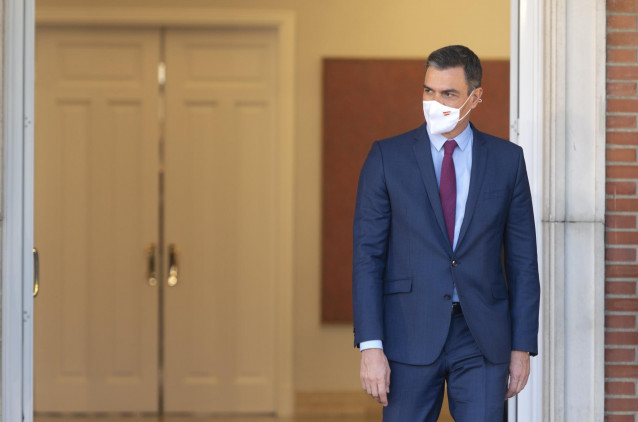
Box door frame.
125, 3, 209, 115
508, 0, 544, 419
7, 2, 607, 421
2, 0, 35, 422
32, 7, 296, 416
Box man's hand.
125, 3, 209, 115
506, 350, 530, 399
360, 348, 391, 406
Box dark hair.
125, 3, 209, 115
426, 45, 482, 94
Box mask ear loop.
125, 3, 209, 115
459, 108, 472, 122
459, 93, 481, 121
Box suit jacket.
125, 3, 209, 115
352, 123, 540, 365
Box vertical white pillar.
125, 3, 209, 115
22, 0, 36, 420
2, 0, 35, 421
561, 0, 606, 419
516, 0, 606, 420
512, 0, 545, 420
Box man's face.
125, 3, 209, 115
422, 65, 482, 135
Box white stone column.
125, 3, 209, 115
514, 0, 605, 420
537, 0, 606, 420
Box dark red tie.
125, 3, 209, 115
440, 140, 458, 248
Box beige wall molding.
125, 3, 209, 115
35, 6, 296, 416
36, 6, 292, 27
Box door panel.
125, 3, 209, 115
163, 28, 278, 413
34, 27, 160, 412
35, 25, 280, 414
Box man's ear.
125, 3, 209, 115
470, 87, 483, 109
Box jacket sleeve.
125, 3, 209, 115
503, 148, 541, 355
352, 141, 391, 348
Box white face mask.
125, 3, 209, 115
423, 90, 476, 135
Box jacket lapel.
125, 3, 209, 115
412, 124, 452, 253
456, 124, 488, 250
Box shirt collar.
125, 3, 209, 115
427, 123, 473, 152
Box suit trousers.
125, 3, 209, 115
383, 311, 510, 422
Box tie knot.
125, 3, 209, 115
444, 140, 458, 155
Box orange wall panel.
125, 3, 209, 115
322, 59, 510, 323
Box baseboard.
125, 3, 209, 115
295, 390, 453, 421
295, 390, 381, 417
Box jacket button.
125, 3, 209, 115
451, 260, 458, 267
444, 294, 451, 300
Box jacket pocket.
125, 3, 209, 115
491, 284, 509, 299
383, 278, 412, 294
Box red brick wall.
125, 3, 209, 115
606, 0, 638, 420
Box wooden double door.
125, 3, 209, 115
34, 26, 278, 413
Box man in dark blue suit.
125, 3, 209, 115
352, 45, 540, 421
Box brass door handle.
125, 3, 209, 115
146, 244, 157, 286
168, 244, 179, 287
33, 247, 40, 297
